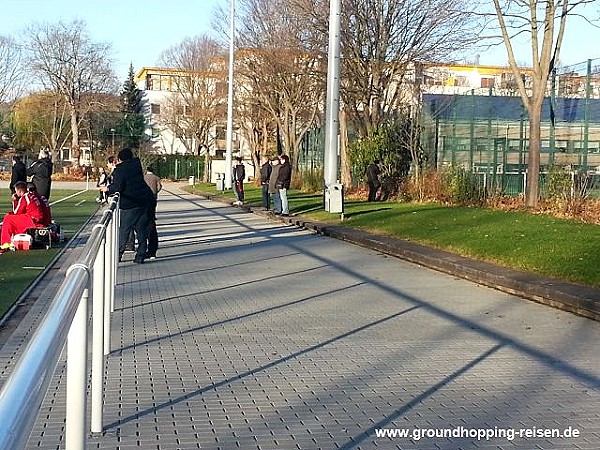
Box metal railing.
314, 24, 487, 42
0, 193, 120, 450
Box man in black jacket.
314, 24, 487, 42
27, 149, 53, 199
259, 156, 272, 210
232, 157, 245, 205
10, 155, 26, 194
100, 148, 155, 263
366, 160, 381, 202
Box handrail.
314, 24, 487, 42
0, 193, 120, 450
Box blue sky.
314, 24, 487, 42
5, 0, 225, 80
4, 0, 599, 82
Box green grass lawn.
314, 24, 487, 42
0, 189, 100, 317
189, 183, 600, 288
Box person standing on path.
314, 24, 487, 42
9, 155, 26, 194
259, 156, 272, 211
96, 166, 109, 204
100, 148, 154, 264
143, 166, 162, 259
233, 157, 245, 205
277, 154, 292, 216
27, 149, 53, 200
268, 157, 281, 215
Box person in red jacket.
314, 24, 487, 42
27, 182, 52, 226
1, 181, 48, 246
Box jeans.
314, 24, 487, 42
271, 192, 281, 214
279, 188, 289, 214
119, 207, 149, 260
262, 184, 270, 209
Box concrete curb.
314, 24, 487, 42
266, 209, 600, 322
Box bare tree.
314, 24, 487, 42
293, 0, 480, 137
0, 35, 26, 104
25, 20, 117, 167
235, 0, 325, 172
489, 0, 596, 207
159, 35, 227, 181
235, 92, 277, 179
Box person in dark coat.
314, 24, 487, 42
277, 154, 292, 216
100, 148, 154, 263
10, 155, 27, 194
366, 160, 381, 202
259, 156, 272, 210
27, 149, 53, 200
232, 157, 245, 205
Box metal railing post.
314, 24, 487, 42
103, 211, 114, 356
91, 225, 106, 434
65, 280, 90, 450
112, 207, 120, 313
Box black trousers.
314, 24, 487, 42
368, 182, 380, 202
146, 199, 158, 257
262, 184, 270, 209
119, 207, 148, 260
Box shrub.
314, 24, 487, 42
444, 165, 485, 205
402, 166, 484, 206
543, 166, 572, 203
348, 121, 411, 183
294, 168, 324, 193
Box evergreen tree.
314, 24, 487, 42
122, 63, 143, 114
118, 63, 146, 149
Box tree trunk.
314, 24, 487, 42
526, 106, 541, 208
339, 109, 352, 187
70, 105, 80, 167
203, 152, 211, 182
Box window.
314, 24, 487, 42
151, 103, 161, 115
454, 76, 467, 87
481, 78, 495, 88
215, 126, 226, 140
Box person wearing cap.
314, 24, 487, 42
27, 149, 53, 200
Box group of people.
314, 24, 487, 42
98, 148, 162, 264
259, 154, 292, 216
1, 150, 54, 250
1, 146, 162, 261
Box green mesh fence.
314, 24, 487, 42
421, 58, 600, 195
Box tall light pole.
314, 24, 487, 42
110, 128, 115, 150
323, 0, 342, 212
224, 0, 235, 190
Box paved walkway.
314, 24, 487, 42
1, 184, 599, 449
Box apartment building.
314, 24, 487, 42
135, 67, 249, 157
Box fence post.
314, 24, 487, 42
65, 275, 90, 450
112, 208, 120, 312
104, 211, 114, 355
91, 225, 106, 434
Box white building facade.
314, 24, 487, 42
135, 67, 253, 181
